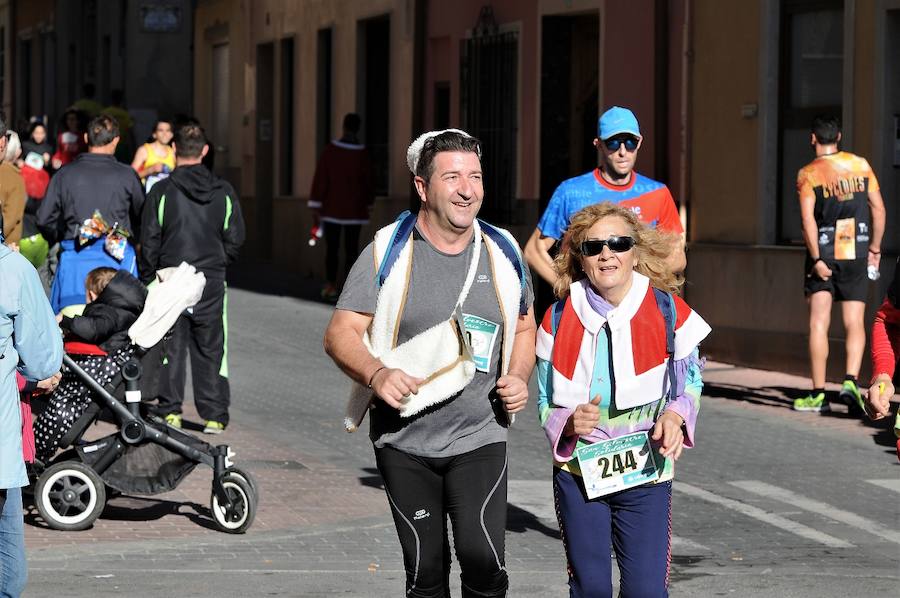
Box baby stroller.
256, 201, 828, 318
28, 264, 258, 533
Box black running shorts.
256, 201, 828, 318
804, 256, 868, 302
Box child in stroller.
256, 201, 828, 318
34, 267, 145, 463
29, 263, 258, 533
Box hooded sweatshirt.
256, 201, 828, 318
139, 164, 245, 283
60, 270, 147, 351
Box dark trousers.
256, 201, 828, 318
554, 469, 672, 598
157, 278, 231, 425
375, 442, 509, 598
323, 221, 362, 285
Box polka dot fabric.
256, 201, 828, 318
34, 347, 135, 462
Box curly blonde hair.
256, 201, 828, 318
552, 202, 684, 299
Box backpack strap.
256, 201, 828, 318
550, 299, 565, 336
375, 210, 418, 287
652, 288, 677, 406
479, 219, 528, 315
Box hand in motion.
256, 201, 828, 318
813, 260, 833, 280
370, 367, 425, 410
866, 374, 894, 420
35, 372, 62, 395
652, 410, 685, 460
565, 395, 602, 437
496, 374, 528, 414
868, 250, 882, 270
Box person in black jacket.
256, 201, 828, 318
139, 123, 245, 434
36, 114, 145, 313
59, 267, 146, 351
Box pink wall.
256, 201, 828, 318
601, 2, 659, 179
422, 0, 686, 208
425, 1, 540, 199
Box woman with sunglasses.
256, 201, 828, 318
535, 202, 710, 597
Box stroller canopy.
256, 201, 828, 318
128, 262, 206, 350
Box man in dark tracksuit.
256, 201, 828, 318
139, 124, 245, 434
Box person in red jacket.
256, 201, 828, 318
865, 264, 900, 460
308, 113, 375, 301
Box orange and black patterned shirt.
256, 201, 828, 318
797, 151, 880, 262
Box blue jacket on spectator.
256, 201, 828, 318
0, 241, 62, 489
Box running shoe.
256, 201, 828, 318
164, 413, 183, 428
793, 392, 829, 412
204, 420, 226, 434
839, 379, 864, 412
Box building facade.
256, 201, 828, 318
687, 0, 900, 378
9, 0, 193, 148
192, 0, 690, 282
8, 0, 866, 378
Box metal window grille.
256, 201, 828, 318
460, 8, 518, 224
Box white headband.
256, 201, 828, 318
406, 128, 473, 175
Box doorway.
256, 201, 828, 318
539, 12, 599, 206
357, 15, 390, 196
882, 9, 900, 255
255, 42, 274, 258
537, 12, 599, 312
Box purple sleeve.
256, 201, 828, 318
543, 406, 580, 462
663, 352, 704, 447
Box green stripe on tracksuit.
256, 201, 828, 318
156, 278, 231, 425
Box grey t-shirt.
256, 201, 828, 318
337, 226, 534, 458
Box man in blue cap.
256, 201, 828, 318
525, 106, 685, 285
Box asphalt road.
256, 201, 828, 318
23, 283, 900, 597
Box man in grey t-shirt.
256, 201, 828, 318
324, 130, 535, 597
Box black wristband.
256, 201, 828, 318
367, 366, 387, 389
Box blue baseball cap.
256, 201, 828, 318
598, 106, 641, 140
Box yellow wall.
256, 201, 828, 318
194, 0, 250, 187
689, 0, 760, 244
686, 2, 894, 379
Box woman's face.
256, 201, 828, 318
579, 216, 637, 302
154, 122, 173, 145
66, 113, 79, 131
32, 125, 47, 144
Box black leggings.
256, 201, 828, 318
322, 221, 362, 285
375, 442, 509, 598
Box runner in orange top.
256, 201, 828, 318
794, 115, 886, 414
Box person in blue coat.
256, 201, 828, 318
0, 235, 63, 597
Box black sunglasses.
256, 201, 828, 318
581, 236, 636, 256
603, 136, 639, 152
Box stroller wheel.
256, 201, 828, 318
225, 467, 259, 503
210, 472, 256, 534
35, 461, 106, 531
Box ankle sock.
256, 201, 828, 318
813, 388, 825, 397
844, 374, 857, 384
